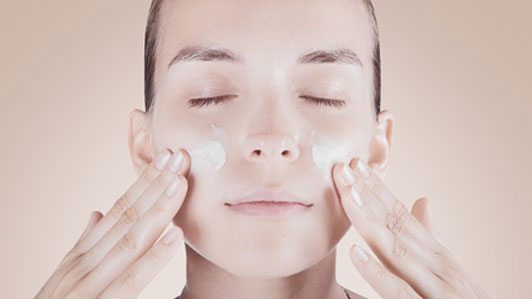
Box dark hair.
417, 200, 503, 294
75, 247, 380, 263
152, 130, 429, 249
144, 0, 381, 117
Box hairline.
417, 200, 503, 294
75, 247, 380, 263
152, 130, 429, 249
144, 0, 381, 117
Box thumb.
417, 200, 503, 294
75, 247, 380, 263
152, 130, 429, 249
411, 198, 444, 244
79, 210, 103, 240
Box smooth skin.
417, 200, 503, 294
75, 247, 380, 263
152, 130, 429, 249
34, 0, 491, 296
332, 156, 492, 298
34, 147, 491, 298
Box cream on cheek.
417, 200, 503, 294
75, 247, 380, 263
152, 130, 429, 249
309, 131, 353, 180
188, 123, 228, 172
187, 124, 352, 179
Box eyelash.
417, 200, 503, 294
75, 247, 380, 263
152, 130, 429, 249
188, 95, 346, 109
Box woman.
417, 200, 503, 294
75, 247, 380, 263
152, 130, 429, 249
35, 0, 491, 298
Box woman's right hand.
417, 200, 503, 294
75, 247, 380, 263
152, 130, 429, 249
35, 148, 190, 299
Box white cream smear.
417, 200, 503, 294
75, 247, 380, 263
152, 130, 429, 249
309, 131, 352, 180
189, 124, 228, 172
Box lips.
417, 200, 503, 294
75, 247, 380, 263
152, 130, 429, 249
226, 189, 313, 207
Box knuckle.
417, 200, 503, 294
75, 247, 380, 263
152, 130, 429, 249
65, 245, 84, 262
434, 244, 453, 262
393, 199, 409, 219
120, 269, 140, 289
391, 237, 408, 261
111, 195, 131, 219
153, 200, 168, 216
120, 205, 140, 227
435, 253, 455, 278
386, 200, 410, 236
358, 183, 373, 202
364, 209, 379, 226
147, 247, 166, 265
119, 233, 139, 252
385, 212, 402, 235
61, 248, 87, 270
143, 164, 160, 182
433, 257, 465, 293
155, 172, 173, 189
67, 252, 95, 282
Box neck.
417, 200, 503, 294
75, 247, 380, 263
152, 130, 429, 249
179, 244, 347, 299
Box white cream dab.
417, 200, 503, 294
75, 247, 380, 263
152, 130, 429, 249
189, 140, 226, 171
310, 131, 352, 179
188, 123, 228, 171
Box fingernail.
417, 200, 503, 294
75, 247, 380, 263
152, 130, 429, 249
155, 150, 172, 170
353, 246, 369, 262
350, 186, 364, 207
341, 164, 356, 186
162, 227, 180, 245
355, 159, 370, 179
168, 150, 185, 173
166, 176, 180, 196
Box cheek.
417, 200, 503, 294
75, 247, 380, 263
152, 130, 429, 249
189, 140, 227, 171
309, 131, 354, 180
188, 123, 230, 172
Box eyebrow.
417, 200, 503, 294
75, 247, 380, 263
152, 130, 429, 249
167, 45, 363, 69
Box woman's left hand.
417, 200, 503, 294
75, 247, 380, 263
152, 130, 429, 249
332, 157, 491, 299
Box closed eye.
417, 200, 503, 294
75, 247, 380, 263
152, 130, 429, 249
187, 95, 346, 109
188, 95, 236, 108
299, 95, 346, 109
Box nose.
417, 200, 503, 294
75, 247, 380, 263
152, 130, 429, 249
243, 133, 299, 164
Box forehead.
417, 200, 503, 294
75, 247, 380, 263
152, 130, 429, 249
156, 0, 373, 76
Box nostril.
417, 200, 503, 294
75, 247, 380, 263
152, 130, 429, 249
281, 150, 290, 157
252, 149, 261, 157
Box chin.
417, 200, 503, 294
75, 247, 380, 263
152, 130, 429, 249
200, 230, 333, 278
178, 194, 351, 278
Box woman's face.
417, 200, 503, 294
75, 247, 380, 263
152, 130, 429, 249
132, 0, 381, 277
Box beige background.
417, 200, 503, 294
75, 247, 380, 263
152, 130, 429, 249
1, 0, 531, 298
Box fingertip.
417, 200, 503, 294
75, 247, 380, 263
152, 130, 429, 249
80, 211, 99, 239
350, 244, 369, 264
348, 157, 360, 170
162, 227, 182, 245
177, 175, 189, 191
175, 148, 192, 176
93, 210, 104, 221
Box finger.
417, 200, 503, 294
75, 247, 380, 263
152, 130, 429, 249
333, 160, 445, 297
85, 150, 188, 259
425, 199, 445, 244
75, 148, 175, 253
42, 212, 104, 299
349, 244, 422, 299
99, 226, 183, 299
79, 211, 104, 242
55, 150, 189, 299
411, 198, 430, 229
68, 174, 188, 298
412, 198, 444, 245
37, 211, 102, 299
